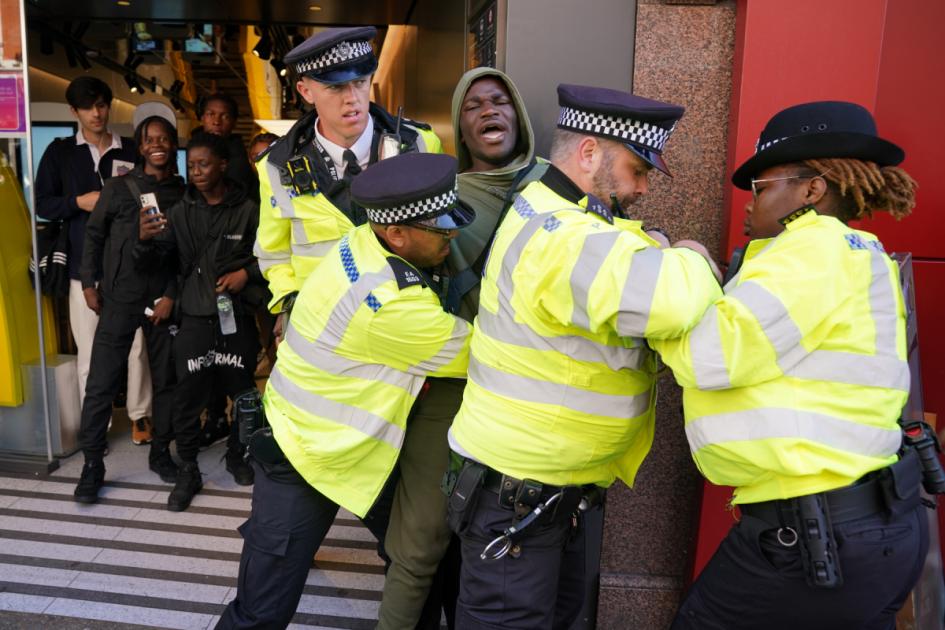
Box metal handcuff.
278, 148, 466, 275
481, 491, 565, 561
480, 490, 603, 561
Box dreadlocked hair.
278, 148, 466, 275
801, 158, 917, 222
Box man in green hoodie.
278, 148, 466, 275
377, 67, 544, 630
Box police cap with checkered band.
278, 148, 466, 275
351, 153, 475, 229
284, 26, 378, 85
556, 84, 684, 175
731, 101, 904, 190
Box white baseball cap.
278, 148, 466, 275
132, 101, 177, 131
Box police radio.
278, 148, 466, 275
378, 106, 404, 161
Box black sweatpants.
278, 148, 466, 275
172, 313, 258, 462
78, 301, 175, 460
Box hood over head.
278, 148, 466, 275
451, 67, 534, 174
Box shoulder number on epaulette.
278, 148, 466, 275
387, 256, 426, 290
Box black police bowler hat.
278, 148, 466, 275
284, 26, 378, 85
557, 84, 684, 175
351, 153, 476, 229
731, 100, 904, 190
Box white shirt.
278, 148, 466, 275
75, 128, 123, 175
313, 115, 373, 174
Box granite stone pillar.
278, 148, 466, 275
596, 2, 737, 628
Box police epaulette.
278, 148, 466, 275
402, 117, 432, 131
387, 256, 426, 290
582, 193, 614, 224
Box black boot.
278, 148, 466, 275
167, 461, 203, 512
148, 446, 179, 483
74, 459, 105, 504
225, 445, 254, 486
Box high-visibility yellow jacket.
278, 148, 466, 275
651, 210, 908, 504
265, 224, 470, 517
450, 168, 722, 488
255, 106, 442, 311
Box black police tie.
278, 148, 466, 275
341, 149, 367, 224
342, 149, 362, 181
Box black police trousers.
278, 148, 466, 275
78, 301, 175, 460
450, 486, 591, 629
672, 488, 929, 629
215, 458, 397, 629
172, 314, 258, 462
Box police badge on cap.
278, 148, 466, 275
284, 26, 378, 85
556, 84, 684, 175
351, 153, 476, 230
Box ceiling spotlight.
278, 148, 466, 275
124, 74, 143, 94
116, 0, 131, 5
253, 30, 272, 60
270, 58, 287, 77
309, 5, 322, 10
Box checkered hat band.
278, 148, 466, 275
557, 107, 672, 151
756, 136, 788, 154
364, 188, 458, 224
296, 40, 374, 74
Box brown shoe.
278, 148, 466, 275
132, 417, 152, 445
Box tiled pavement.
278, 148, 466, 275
0, 427, 385, 629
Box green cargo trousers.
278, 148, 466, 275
377, 377, 465, 629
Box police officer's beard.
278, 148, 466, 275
591, 150, 637, 209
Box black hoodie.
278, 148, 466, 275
156, 179, 264, 317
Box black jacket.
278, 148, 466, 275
80, 167, 185, 308
154, 180, 264, 317
34, 134, 137, 279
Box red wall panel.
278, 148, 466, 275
695, 0, 945, 579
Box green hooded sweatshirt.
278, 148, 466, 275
447, 67, 547, 322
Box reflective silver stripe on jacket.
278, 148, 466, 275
254, 239, 290, 274
477, 309, 646, 372
469, 357, 652, 419
296, 264, 421, 392
689, 247, 908, 392
291, 220, 338, 258
483, 196, 646, 372
269, 366, 405, 449
615, 247, 664, 338
571, 231, 620, 330
408, 316, 470, 375
686, 407, 902, 458
283, 325, 417, 392
266, 159, 297, 218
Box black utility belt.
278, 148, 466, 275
480, 464, 602, 513
740, 450, 922, 529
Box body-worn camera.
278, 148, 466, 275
286, 155, 316, 195
234, 389, 267, 446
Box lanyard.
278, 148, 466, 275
312, 136, 341, 182
311, 136, 341, 182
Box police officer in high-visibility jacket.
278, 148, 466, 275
217, 152, 474, 629
254, 27, 442, 334
651, 101, 926, 629
446, 84, 724, 629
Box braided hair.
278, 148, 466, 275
801, 158, 917, 222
